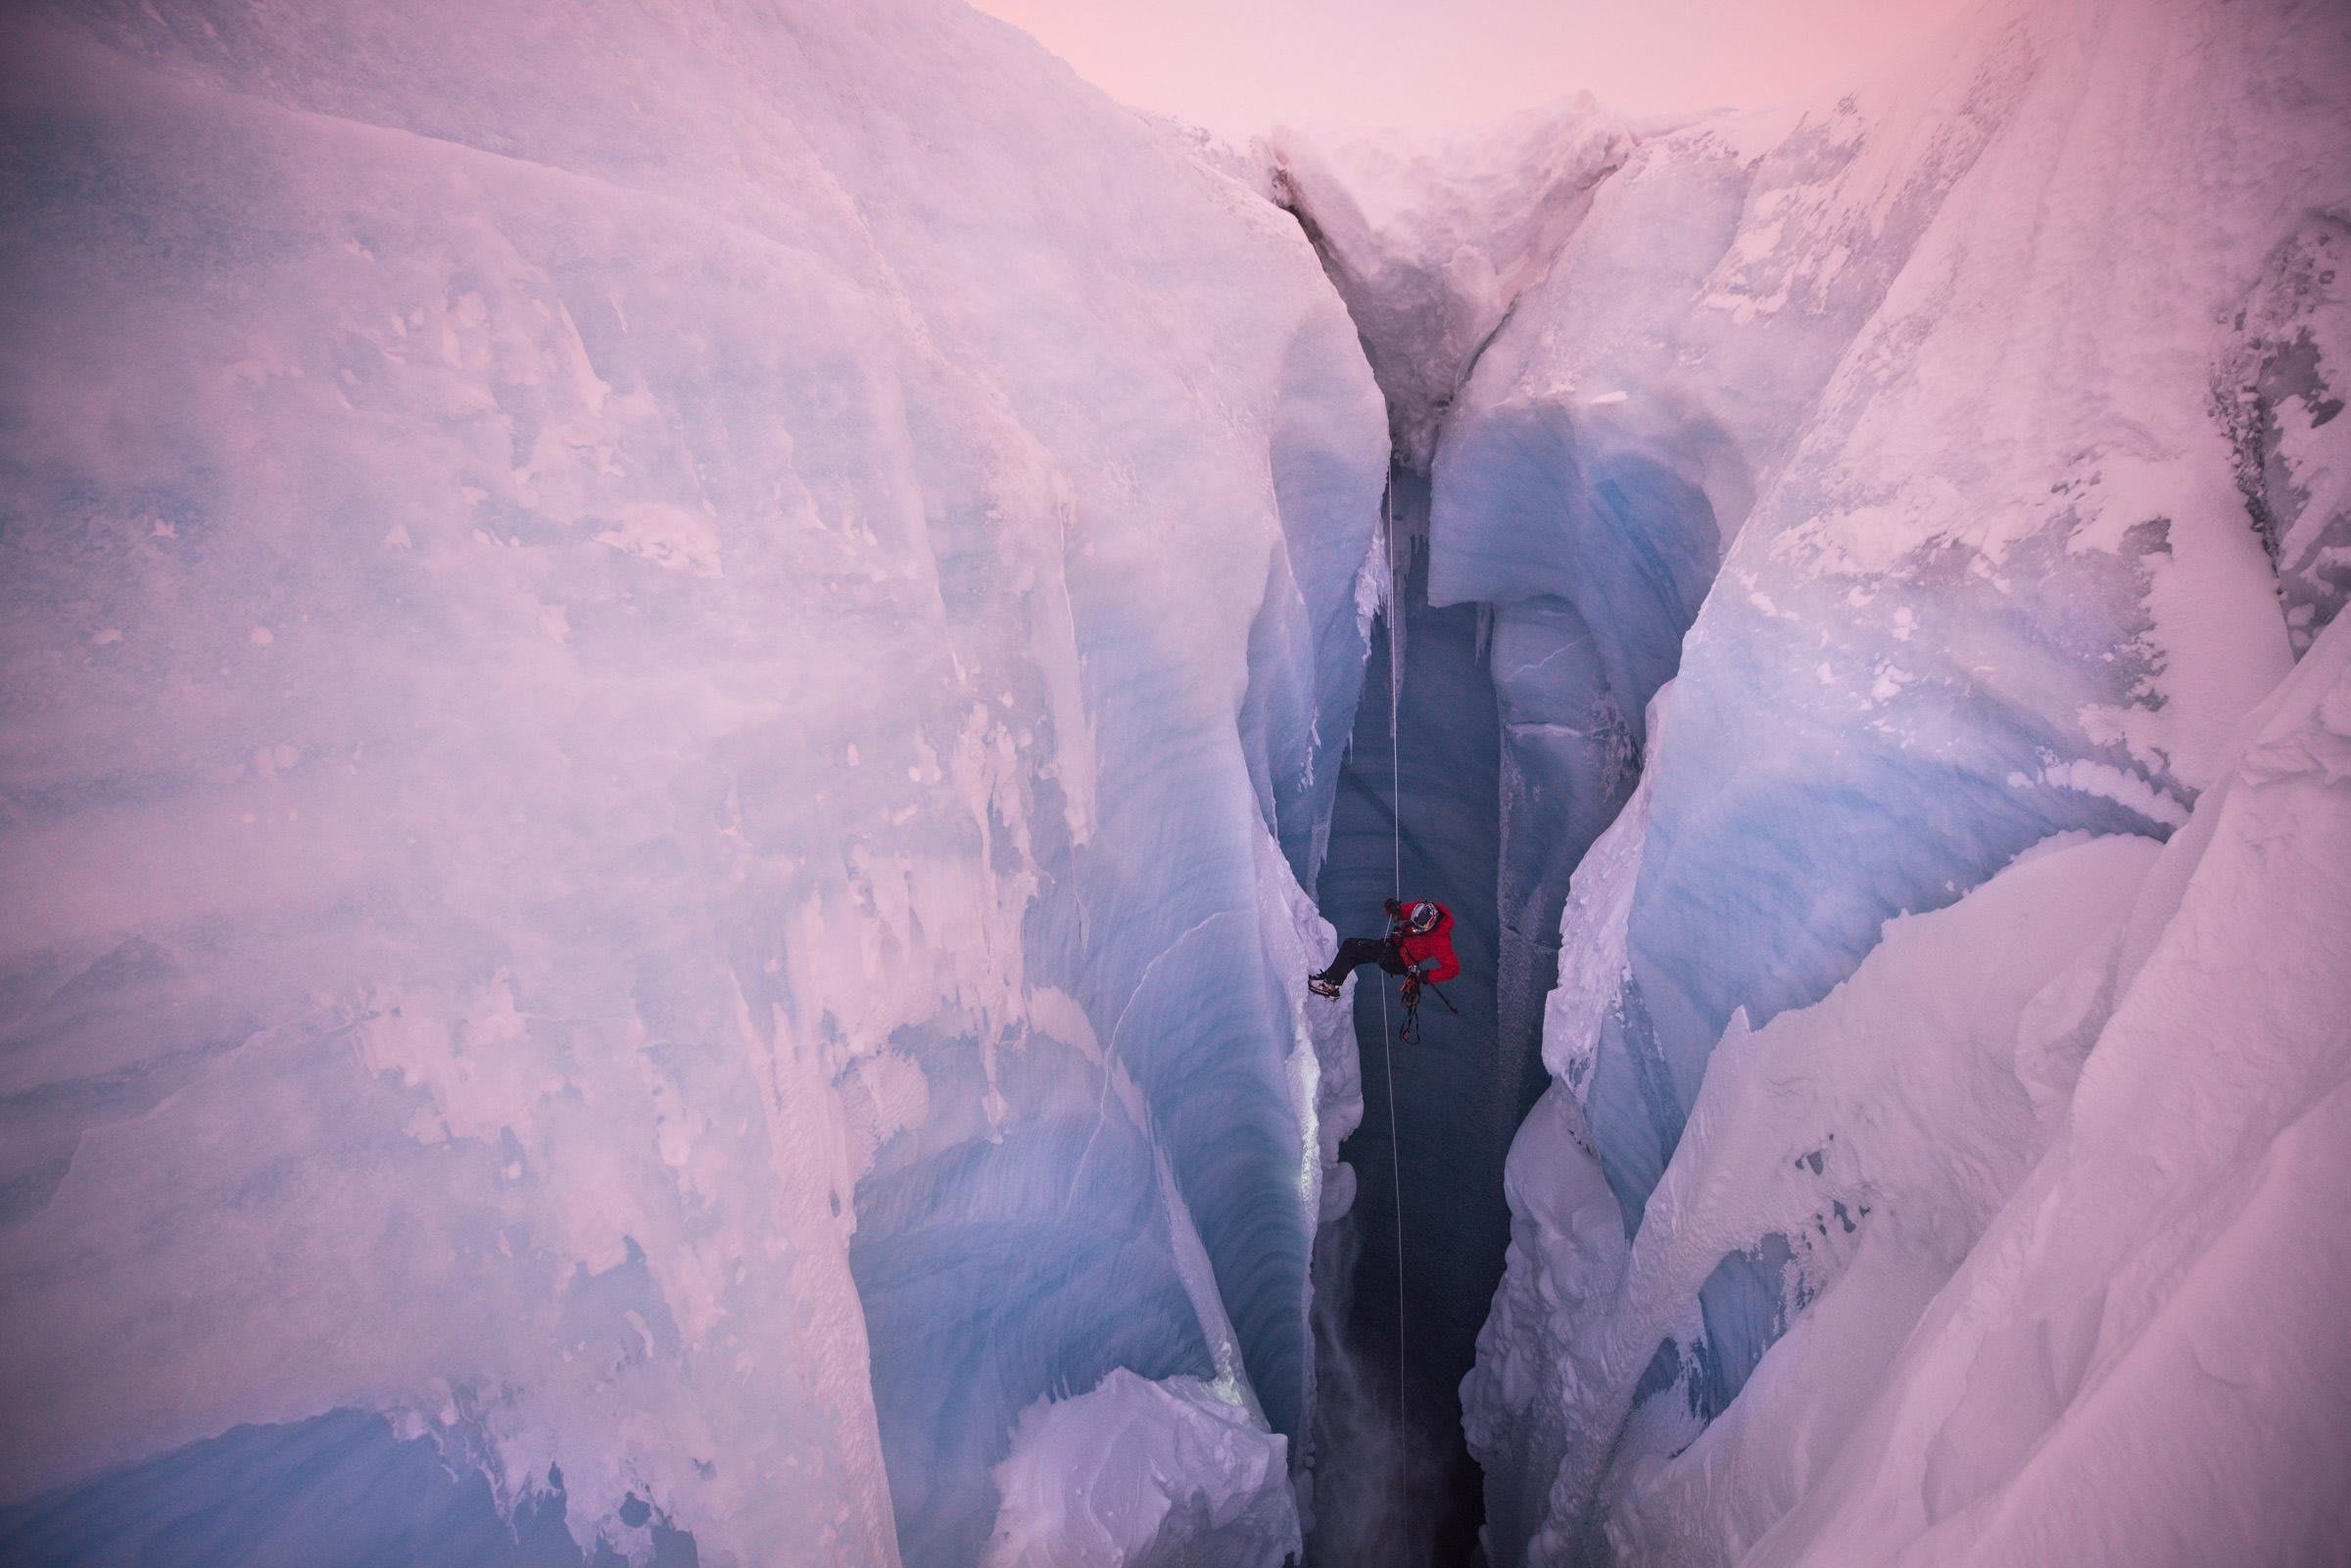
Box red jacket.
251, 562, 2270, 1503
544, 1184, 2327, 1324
1396, 901, 1460, 983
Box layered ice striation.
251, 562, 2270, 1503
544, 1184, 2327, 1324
1487, 611, 2351, 1568
1460, 0, 2351, 1560
0, 1, 1388, 1563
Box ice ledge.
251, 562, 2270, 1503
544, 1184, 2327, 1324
983, 1369, 1300, 1568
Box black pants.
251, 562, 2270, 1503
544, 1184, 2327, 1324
1314, 934, 1407, 985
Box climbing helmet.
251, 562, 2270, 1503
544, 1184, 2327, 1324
1407, 901, 1441, 934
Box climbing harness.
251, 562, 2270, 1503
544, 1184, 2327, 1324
1396, 971, 1458, 1048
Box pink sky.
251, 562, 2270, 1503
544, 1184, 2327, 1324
971, 0, 1978, 138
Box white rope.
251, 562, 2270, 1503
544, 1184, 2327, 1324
1378, 479, 1410, 1533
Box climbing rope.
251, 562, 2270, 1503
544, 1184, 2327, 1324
1377, 480, 1411, 1529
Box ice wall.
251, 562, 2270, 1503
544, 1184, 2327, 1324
1463, 0, 2351, 1559
0, 2, 1388, 1563
1705, 610, 2351, 1567
1566, 613, 2351, 1568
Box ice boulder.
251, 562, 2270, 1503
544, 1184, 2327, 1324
984, 1369, 1299, 1568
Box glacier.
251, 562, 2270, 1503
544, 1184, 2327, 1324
4, 0, 2349, 1562
0, 1, 1386, 1563
1435, 0, 2351, 1561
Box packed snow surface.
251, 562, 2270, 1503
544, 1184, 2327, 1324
1458, 0, 2351, 1560
0, 1, 1387, 1563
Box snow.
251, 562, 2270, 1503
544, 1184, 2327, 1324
0, 1, 1385, 1562
1451, 0, 2351, 1559
1268, 102, 1632, 470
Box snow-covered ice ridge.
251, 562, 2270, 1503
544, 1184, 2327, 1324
1270, 0, 2350, 1559
0, 1, 1388, 1564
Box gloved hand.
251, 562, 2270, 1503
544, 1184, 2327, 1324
1382, 898, 1404, 919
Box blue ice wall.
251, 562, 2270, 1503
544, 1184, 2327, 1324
1428, 398, 1724, 1193
851, 1022, 1219, 1567
0, 1412, 696, 1568
1446, 418, 1723, 1114
1429, 361, 2197, 1416
1244, 315, 1388, 884
840, 285, 1383, 1567
1600, 521, 2184, 1407
842, 387, 1380, 1559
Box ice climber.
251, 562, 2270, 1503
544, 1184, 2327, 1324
1308, 898, 1460, 1002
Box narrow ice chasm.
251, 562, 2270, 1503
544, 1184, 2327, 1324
1303, 469, 1510, 1566
1265, 107, 1660, 1564
1269, 86, 1735, 1567
0, 2, 1392, 1565
1448, 0, 2351, 1562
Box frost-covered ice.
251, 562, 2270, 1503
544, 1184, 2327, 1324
0, 1, 1386, 1562
1460, 0, 2351, 1560
1269, 104, 1632, 471
984, 1369, 1298, 1568
1592, 611, 2351, 1567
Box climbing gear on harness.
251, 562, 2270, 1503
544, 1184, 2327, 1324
1397, 972, 1459, 1047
